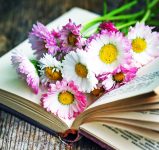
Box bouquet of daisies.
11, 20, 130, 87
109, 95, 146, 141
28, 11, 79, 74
11, 0, 159, 119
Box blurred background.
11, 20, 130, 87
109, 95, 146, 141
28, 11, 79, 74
0, 0, 121, 56
0, 0, 159, 149
1, 0, 159, 56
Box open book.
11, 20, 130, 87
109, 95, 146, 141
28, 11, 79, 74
1, 8, 159, 150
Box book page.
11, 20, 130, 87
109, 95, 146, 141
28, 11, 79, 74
88, 58, 159, 109
84, 117, 159, 131
102, 110, 159, 123
80, 123, 159, 150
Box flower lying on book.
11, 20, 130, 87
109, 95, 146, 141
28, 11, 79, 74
11, 1, 159, 119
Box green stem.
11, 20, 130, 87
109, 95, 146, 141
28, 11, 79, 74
81, 0, 159, 35
146, 0, 150, 8
148, 0, 159, 8
106, 10, 144, 20
81, 11, 143, 33
81, 0, 138, 33
105, 0, 137, 17
81, 18, 105, 33
30, 59, 40, 76
141, 9, 151, 22
117, 20, 137, 29
103, 0, 107, 15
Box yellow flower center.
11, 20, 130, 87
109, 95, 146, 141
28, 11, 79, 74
113, 72, 125, 83
131, 38, 147, 53
75, 63, 88, 78
68, 33, 77, 46
58, 91, 74, 105
99, 44, 118, 64
45, 67, 62, 81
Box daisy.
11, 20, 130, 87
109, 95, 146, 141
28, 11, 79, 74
59, 19, 84, 54
99, 65, 137, 91
86, 31, 131, 74
39, 53, 62, 86
62, 49, 98, 93
128, 22, 159, 68
41, 80, 87, 119
29, 22, 59, 58
11, 50, 40, 94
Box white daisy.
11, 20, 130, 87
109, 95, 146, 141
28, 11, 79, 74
86, 31, 131, 74
39, 53, 62, 86
62, 49, 98, 93
128, 22, 159, 67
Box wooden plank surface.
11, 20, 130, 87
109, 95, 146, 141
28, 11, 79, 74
0, 111, 105, 150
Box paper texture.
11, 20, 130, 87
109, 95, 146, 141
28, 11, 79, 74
80, 123, 159, 150
103, 110, 159, 123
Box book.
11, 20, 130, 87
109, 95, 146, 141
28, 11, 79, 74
1, 7, 159, 150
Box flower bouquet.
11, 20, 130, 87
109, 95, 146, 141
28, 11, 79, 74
11, 0, 159, 121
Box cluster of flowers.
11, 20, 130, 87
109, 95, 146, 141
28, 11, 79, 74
11, 19, 159, 119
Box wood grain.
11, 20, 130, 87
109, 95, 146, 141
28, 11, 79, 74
0, 111, 105, 150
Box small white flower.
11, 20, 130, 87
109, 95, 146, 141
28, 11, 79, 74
39, 53, 62, 86
62, 49, 98, 93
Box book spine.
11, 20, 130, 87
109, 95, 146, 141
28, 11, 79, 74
79, 129, 115, 150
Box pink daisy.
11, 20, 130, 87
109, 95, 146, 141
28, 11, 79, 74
98, 65, 137, 91
11, 51, 40, 94
29, 22, 59, 58
59, 19, 84, 54
41, 80, 87, 119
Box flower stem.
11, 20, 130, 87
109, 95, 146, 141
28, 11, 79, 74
148, 0, 159, 8
81, 0, 159, 35
81, 11, 143, 34
141, 9, 151, 22
81, 18, 105, 33
30, 59, 40, 76
105, 0, 137, 17
81, 0, 138, 33
103, 0, 107, 15
116, 20, 137, 30
106, 10, 144, 20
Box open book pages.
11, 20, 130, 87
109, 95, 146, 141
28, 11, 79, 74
71, 57, 159, 129
0, 7, 98, 130
80, 122, 159, 150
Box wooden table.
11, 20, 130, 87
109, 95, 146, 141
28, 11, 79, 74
0, 0, 122, 149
